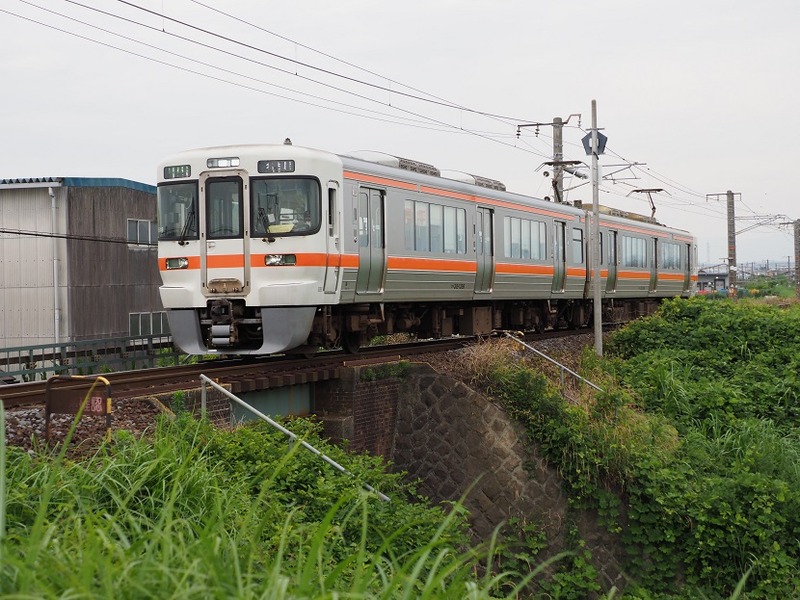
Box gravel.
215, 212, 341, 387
4, 398, 164, 458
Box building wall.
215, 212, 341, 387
66, 185, 161, 340
0, 180, 162, 348
0, 186, 67, 346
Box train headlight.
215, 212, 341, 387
165, 257, 189, 270
264, 254, 296, 266
207, 157, 240, 168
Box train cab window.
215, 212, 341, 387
207, 178, 242, 238
251, 178, 321, 236
157, 182, 198, 241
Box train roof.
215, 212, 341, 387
341, 149, 694, 238
340, 150, 586, 216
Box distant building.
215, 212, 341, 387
697, 264, 730, 293
0, 177, 164, 347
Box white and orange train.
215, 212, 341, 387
156, 141, 697, 355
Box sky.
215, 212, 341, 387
2, 0, 798, 266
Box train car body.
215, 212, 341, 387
157, 142, 697, 355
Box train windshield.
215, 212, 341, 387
251, 178, 321, 236
157, 182, 198, 241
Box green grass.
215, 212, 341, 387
0, 409, 557, 598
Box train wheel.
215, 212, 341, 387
342, 332, 363, 354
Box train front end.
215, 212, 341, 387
156, 143, 343, 355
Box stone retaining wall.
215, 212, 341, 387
391, 363, 627, 591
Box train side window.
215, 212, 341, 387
328, 188, 336, 236
532, 221, 546, 260
404, 200, 415, 250
598, 232, 604, 265
510, 217, 521, 258
430, 203, 444, 253
358, 190, 369, 247
444, 206, 457, 253
608, 231, 618, 265
456, 208, 466, 254
621, 234, 646, 267
414, 201, 430, 252
521, 220, 531, 259
660, 241, 681, 269
371, 192, 384, 249
572, 228, 584, 264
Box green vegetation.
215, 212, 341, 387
360, 360, 412, 382
474, 298, 800, 598
742, 274, 797, 298
4, 297, 796, 597
0, 408, 554, 598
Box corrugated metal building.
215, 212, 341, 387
0, 177, 164, 347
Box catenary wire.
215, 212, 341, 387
5, 2, 553, 159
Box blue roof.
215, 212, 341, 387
0, 177, 155, 194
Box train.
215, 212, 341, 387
156, 141, 697, 355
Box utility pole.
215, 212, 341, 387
727, 190, 737, 297
707, 191, 741, 297
553, 117, 564, 203
795, 220, 800, 299
589, 100, 603, 356
517, 114, 582, 203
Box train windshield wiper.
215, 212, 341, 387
178, 209, 195, 246
257, 207, 271, 233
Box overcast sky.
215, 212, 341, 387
2, 0, 798, 265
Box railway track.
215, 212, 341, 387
0, 328, 599, 410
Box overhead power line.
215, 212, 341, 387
0, 227, 155, 246
2, 0, 738, 217
7, 1, 553, 159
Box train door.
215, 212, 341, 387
606, 230, 618, 292
323, 184, 339, 294
202, 175, 248, 294
552, 221, 566, 293
649, 237, 658, 292
356, 187, 385, 294
474, 207, 494, 293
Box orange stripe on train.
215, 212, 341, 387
387, 256, 477, 272
496, 263, 555, 275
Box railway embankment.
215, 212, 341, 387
389, 335, 628, 591
400, 297, 800, 598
